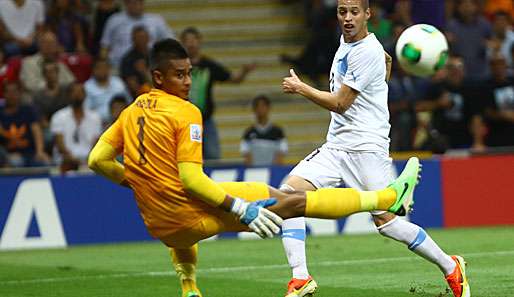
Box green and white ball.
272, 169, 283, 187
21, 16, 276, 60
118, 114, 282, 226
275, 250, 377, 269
395, 24, 449, 77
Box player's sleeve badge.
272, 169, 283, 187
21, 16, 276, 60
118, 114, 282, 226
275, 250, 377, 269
190, 124, 202, 143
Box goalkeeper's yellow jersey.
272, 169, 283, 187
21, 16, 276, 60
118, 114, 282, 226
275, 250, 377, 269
100, 89, 214, 238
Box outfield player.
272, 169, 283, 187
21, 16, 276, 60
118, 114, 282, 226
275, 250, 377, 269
88, 38, 420, 297
280, 1, 470, 297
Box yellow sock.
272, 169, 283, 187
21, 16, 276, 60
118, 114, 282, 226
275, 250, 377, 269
377, 188, 397, 209
170, 245, 202, 297
305, 188, 397, 219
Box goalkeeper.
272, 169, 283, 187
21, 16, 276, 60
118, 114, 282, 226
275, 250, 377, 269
88, 38, 420, 297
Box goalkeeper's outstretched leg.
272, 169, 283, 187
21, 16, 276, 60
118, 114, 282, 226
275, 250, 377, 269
268, 156, 420, 220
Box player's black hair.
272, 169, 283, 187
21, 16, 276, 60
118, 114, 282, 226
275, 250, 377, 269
180, 26, 201, 39
252, 94, 271, 109
149, 38, 189, 72
361, 0, 369, 9
109, 94, 128, 110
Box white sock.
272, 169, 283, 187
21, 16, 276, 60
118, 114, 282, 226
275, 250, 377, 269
378, 217, 456, 276
280, 184, 309, 279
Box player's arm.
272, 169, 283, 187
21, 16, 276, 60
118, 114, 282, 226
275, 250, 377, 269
178, 161, 233, 209
282, 69, 358, 114
88, 139, 128, 186
88, 118, 129, 187
176, 106, 281, 237
385, 51, 392, 81
178, 161, 282, 237
88, 140, 128, 186
229, 63, 256, 83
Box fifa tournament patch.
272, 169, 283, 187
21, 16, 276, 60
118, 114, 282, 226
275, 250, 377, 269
190, 124, 202, 142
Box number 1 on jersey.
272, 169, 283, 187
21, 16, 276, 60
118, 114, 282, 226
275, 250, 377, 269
137, 116, 148, 165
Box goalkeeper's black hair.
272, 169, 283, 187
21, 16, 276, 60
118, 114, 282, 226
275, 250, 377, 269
149, 38, 189, 72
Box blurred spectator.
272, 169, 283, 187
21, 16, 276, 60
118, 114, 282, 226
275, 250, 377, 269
84, 58, 128, 123
120, 26, 151, 87
124, 75, 150, 100
391, 0, 412, 26
280, 0, 338, 85
368, 2, 393, 43
411, 0, 446, 29
108, 94, 128, 124
469, 114, 488, 152
511, 43, 514, 73
484, 0, 514, 20
383, 22, 408, 59
445, 0, 457, 23
32, 60, 70, 122
0, 47, 22, 99
488, 11, 514, 68
20, 30, 75, 94
300, 0, 337, 28
46, 0, 90, 53
92, 0, 121, 56
446, 0, 492, 81
388, 61, 430, 151
0, 0, 44, 57
60, 51, 93, 83
240, 95, 287, 166
100, 0, 174, 68
50, 82, 102, 169
411, 110, 451, 154
483, 55, 514, 147
180, 27, 256, 160
416, 55, 483, 149
0, 81, 50, 167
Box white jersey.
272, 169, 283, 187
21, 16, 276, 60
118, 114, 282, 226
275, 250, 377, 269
326, 33, 390, 152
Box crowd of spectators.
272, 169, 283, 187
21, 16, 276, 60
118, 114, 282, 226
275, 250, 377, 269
0, 0, 170, 170
387, 0, 513, 153
0, 0, 258, 169
1, 0, 513, 170
284, 0, 514, 153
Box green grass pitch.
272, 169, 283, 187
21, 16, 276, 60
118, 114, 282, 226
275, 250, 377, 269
1, 226, 513, 297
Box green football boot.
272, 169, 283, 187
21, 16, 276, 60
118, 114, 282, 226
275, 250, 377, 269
388, 157, 421, 216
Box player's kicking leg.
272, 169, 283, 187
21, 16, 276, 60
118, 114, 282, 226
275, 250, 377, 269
271, 156, 420, 219
278, 157, 420, 297
374, 167, 469, 296
376, 214, 470, 297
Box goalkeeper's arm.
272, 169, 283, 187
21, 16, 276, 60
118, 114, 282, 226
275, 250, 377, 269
178, 161, 232, 209
179, 162, 282, 238
88, 141, 281, 238
88, 139, 129, 187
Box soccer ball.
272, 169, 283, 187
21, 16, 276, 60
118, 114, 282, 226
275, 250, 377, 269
395, 24, 449, 77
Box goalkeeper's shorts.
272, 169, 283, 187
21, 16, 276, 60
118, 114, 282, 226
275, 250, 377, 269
159, 182, 270, 248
